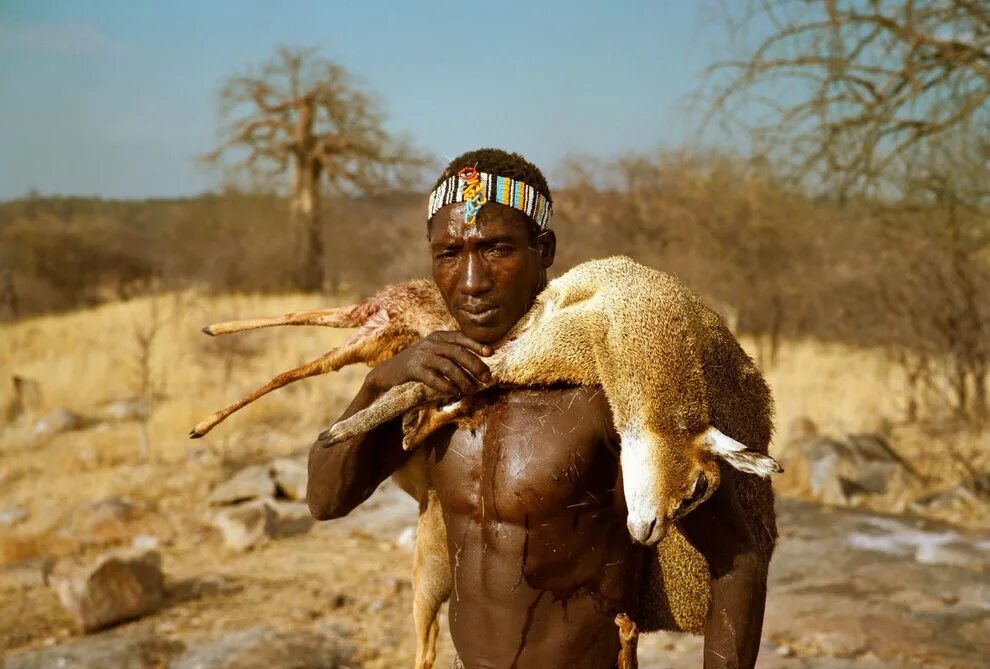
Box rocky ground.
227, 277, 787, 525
3, 460, 988, 669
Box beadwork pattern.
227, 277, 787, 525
428, 169, 553, 229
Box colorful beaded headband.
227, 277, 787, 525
428, 167, 553, 229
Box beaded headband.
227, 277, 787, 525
428, 167, 553, 229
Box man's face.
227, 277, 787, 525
428, 201, 555, 345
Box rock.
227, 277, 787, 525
268, 499, 315, 538
915, 541, 986, 569
102, 397, 148, 422
0, 557, 51, 588
396, 525, 417, 550
787, 414, 819, 441
271, 457, 308, 501
4, 627, 184, 669
84, 497, 141, 529
32, 408, 83, 437
774, 643, 795, 657
0, 504, 28, 526
211, 499, 314, 551
131, 533, 160, 550
49, 547, 165, 633
795, 433, 915, 505
169, 624, 353, 669
211, 499, 275, 551
208, 465, 275, 505
804, 629, 868, 657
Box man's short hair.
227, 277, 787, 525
431, 148, 552, 239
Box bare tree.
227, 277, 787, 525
206, 46, 431, 291
702, 0, 990, 203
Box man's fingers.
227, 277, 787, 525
432, 330, 492, 357
437, 346, 491, 384
418, 367, 458, 397
426, 358, 475, 395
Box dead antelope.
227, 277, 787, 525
193, 256, 780, 667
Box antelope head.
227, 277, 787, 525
620, 424, 781, 545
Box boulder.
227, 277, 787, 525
268, 499, 315, 538
102, 397, 148, 422
915, 541, 987, 569
786, 433, 915, 505
211, 499, 275, 551
32, 408, 82, 437
0, 504, 28, 526
208, 465, 275, 505
49, 547, 165, 633
169, 624, 353, 669
84, 497, 141, 528
4, 628, 183, 669
211, 499, 314, 551
271, 457, 308, 501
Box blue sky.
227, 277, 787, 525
0, 1, 729, 199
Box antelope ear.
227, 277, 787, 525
698, 427, 782, 477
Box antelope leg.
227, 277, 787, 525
316, 381, 446, 447
202, 304, 362, 336
615, 613, 639, 669
189, 344, 365, 438
401, 399, 470, 451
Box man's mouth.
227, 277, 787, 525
458, 305, 500, 325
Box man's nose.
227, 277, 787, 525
460, 252, 494, 296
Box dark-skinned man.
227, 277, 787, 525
307, 148, 769, 669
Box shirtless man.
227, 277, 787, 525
307, 149, 769, 669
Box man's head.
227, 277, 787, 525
427, 149, 556, 344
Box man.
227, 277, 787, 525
307, 149, 769, 669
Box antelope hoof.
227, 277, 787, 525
316, 425, 343, 447
201, 326, 217, 336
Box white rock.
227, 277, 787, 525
33, 409, 82, 437
207, 465, 275, 505
915, 541, 985, 569
271, 457, 308, 501
48, 547, 164, 633
0, 505, 28, 526
267, 499, 315, 538
211, 499, 275, 551
102, 397, 148, 422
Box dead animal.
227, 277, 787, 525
193, 255, 780, 667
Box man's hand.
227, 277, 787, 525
366, 331, 492, 397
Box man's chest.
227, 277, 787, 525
427, 385, 622, 524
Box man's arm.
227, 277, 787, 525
306, 330, 491, 520
307, 377, 410, 520
676, 464, 769, 669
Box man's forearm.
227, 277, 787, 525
703, 551, 768, 669
306, 377, 409, 519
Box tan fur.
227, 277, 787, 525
322, 256, 778, 636
196, 256, 778, 665
194, 279, 455, 669
190, 279, 452, 438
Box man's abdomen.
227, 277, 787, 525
429, 386, 644, 669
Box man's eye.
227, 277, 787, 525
488, 245, 513, 257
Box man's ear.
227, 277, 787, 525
536, 229, 556, 268
697, 426, 782, 478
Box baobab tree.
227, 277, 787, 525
206, 47, 430, 291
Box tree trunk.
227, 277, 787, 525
292, 159, 324, 292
